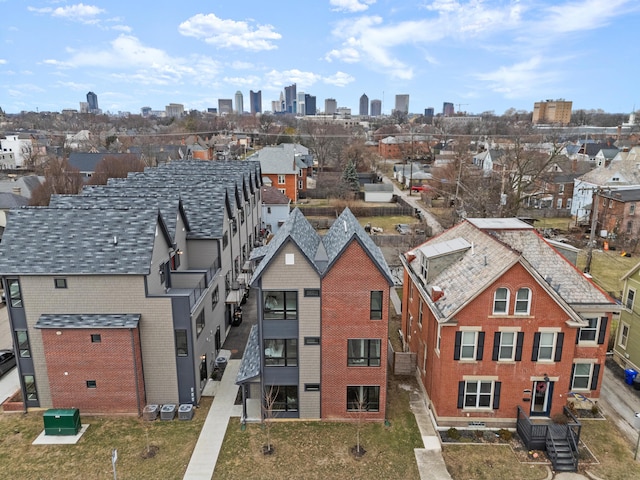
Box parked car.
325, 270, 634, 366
0, 350, 16, 377
396, 224, 411, 235
410, 185, 431, 192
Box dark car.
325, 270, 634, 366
0, 349, 16, 377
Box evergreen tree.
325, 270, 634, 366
342, 160, 360, 192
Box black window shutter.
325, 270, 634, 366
493, 382, 501, 409
492, 332, 500, 361
532, 332, 541, 361
515, 332, 524, 361
476, 332, 485, 361
454, 331, 462, 360
591, 364, 601, 390
570, 363, 576, 388
457, 381, 465, 408
575, 329, 580, 344
597, 317, 609, 345
554, 333, 564, 362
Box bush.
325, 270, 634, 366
591, 404, 600, 415
447, 427, 461, 440
498, 429, 513, 441
552, 413, 569, 425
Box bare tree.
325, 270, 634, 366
29, 158, 83, 206
262, 385, 279, 455
88, 154, 146, 185
348, 388, 368, 458
299, 121, 347, 172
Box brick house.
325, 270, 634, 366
400, 218, 618, 428
592, 188, 640, 246
248, 143, 313, 201
0, 160, 262, 414
236, 208, 393, 421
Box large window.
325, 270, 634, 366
532, 331, 564, 362
7, 279, 23, 308
458, 380, 501, 409
454, 331, 484, 361
347, 386, 380, 412
264, 339, 298, 366
493, 288, 508, 314
23, 375, 37, 401
196, 310, 205, 337
268, 385, 298, 412
571, 363, 600, 390
175, 330, 188, 357
626, 288, 635, 310
347, 339, 381, 367
263, 291, 298, 320
619, 323, 630, 349
15, 330, 31, 358
515, 288, 531, 315
370, 291, 383, 320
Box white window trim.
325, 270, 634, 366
626, 287, 636, 311
435, 324, 442, 354
537, 331, 558, 362
571, 361, 596, 391
418, 301, 423, 328
460, 331, 478, 361
462, 379, 495, 410
578, 316, 600, 344
515, 287, 531, 315
619, 322, 630, 349
493, 287, 510, 315
498, 331, 516, 361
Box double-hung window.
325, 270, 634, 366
493, 288, 508, 314
515, 288, 531, 315
454, 330, 484, 361
532, 331, 564, 362
457, 380, 501, 409
571, 362, 600, 390
264, 339, 298, 366
619, 323, 630, 349
418, 301, 423, 327
626, 288, 635, 310
493, 331, 524, 361
578, 316, 608, 344
347, 339, 381, 367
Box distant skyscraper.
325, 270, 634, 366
234, 91, 244, 115
325, 98, 337, 115
218, 99, 233, 115
86, 91, 98, 113
443, 102, 454, 116
141, 106, 152, 117
165, 103, 185, 118
424, 107, 435, 124
370, 99, 382, 117
305, 94, 316, 115
359, 94, 369, 116
395, 94, 409, 114
532, 99, 572, 125
249, 90, 262, 114
284, 84, 297, 114
297, 91, 306, 115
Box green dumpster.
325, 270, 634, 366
43, 408, 81, 436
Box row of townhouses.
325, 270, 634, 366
0, 160, 263, 413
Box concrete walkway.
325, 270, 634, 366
183, 358, 241, 480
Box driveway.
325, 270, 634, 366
598, 360, 640, 448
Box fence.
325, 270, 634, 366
387, 339, 417, 375
297, 204, 414, 218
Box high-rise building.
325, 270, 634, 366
359, 94, 369, 116
86, 91, 99, 113
305, 94, 316, 116
234, 91, 244, 115
297, 92, 306, 115
325, 98, 337, 115
218, 99, 233, 115
442, 102, 454, 116
141, 106, 152, 117
370, 99, 382, 117
424, 107, 435, 124
165, 103, 185, 118
284, 84, 297, 114
395, 94, 409, 114
532, 99, 572, 125
249, 90, 262, 115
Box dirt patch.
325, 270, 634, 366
141, 445, 159, 459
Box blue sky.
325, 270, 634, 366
1, 0, 638, 116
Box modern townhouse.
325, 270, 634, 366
401, 218, 618, 428
236, 208, 393, 421
0, 160, 262, 414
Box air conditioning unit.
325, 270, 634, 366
178, 404, 194, 421
143, 404, 159, 421
231, 280, 240, 290
160, 404, 176, 421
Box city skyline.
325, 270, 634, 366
1, 1, 639, 115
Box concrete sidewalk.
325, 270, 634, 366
183, 358, 241, 480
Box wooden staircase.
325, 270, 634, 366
546, 424, 578, 472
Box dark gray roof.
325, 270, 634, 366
601, 188, 640, 202
261, 186, 290, 205
0, 207, 160, 275
68, 152, 141, 172
35, 313, 141, 329
0, 192, 29, 208
363, 183, 393, 192
236, 324, 260, 384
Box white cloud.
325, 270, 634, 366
43, 35, 221, 86
28, 3, 105, 23
542, 0, 637, 34
323, 71, 355, 87
264, 69, 322, 91
330, 0, 376, 13
0, 59, 6, 65
473, 56, 561, 99
178, 13, 281, 51
231, 61, 255, 70
222, 75, 262, 87
111, 25, 132, 33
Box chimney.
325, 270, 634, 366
431, 286, 444, 301
12, 187, 21, 195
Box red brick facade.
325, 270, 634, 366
402, 261, 611, 426
321, 241, 389, 421
41, 328, 145, 414
263, 169, 307, 202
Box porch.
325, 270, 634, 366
516, 405, 581, 472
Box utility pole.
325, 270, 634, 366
584, 188, 601, 273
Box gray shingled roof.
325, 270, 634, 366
248, 143, 309, 174
406, 219, 615, 322
261, 186, 291, 205
36, 313, 141, 329
0, 192, 29, 208
0, 208, 160, 275
236, 324, 261, 384
578, 146, 640, 186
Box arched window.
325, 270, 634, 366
493, 288, 509, 314
515, 288, 531, 315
